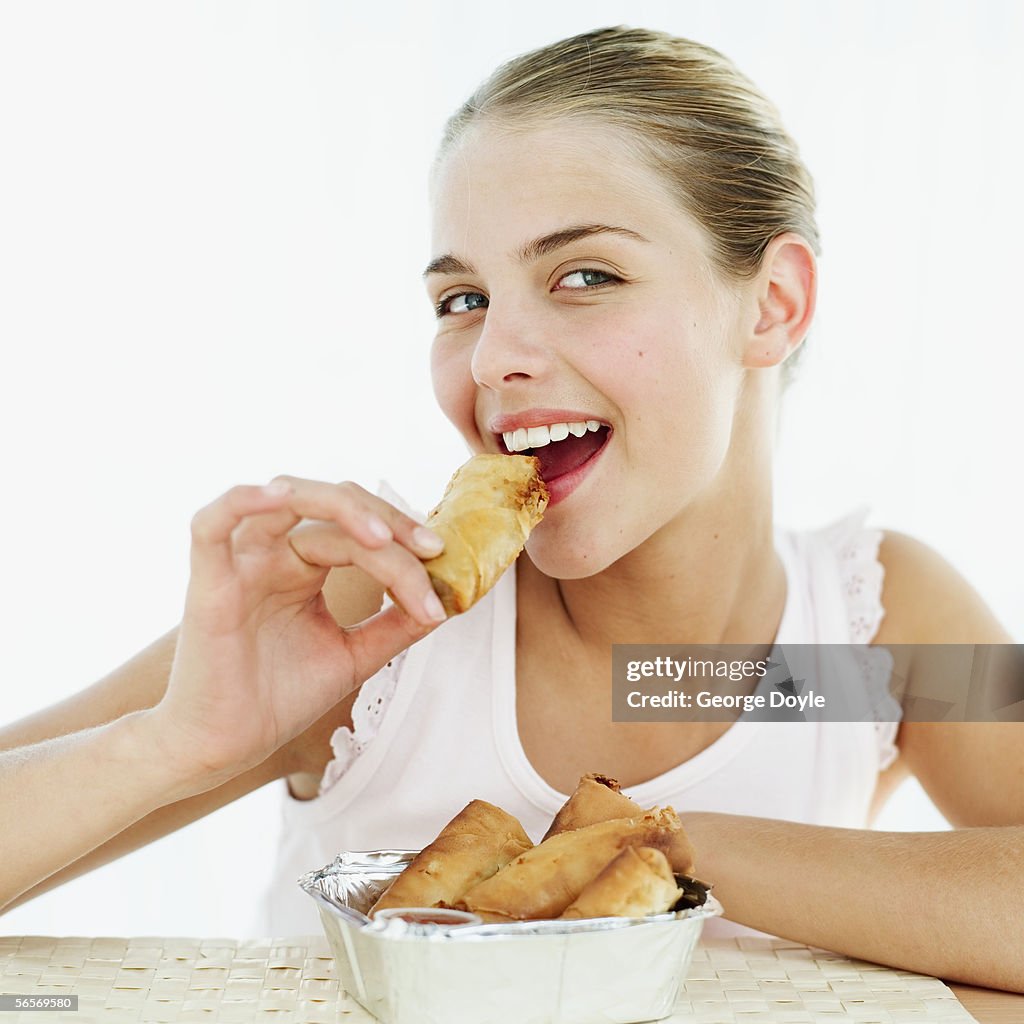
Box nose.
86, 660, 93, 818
470, 299, 553, 390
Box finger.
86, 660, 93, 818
263, 476, 445, 558
289, 519, 447, 628
342, 601, 442, 681
231, 502, 303, 550
189, 482, 294, 585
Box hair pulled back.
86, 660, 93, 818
438, 26, 820, 284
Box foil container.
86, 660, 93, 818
299, 849, 723, 1024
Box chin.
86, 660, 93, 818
523, 529, 622, 581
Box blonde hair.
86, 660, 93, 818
438, 26, 820, 284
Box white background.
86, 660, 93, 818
1, 0, 1021, 936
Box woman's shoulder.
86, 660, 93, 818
872, 529, 1012, 645
872, 532, 1023, 828
779, 511, 1011, 645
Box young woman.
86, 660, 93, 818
2, 27, 1021, 993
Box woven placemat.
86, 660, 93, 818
0, 934, 977, 1023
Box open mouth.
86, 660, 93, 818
499, 422, 612, 481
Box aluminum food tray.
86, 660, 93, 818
300, 849, 723, 1024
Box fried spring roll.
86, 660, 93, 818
459, 807, 694, 922
422, 454, 548, 616
559, 846, 683, 920
543, 773, 646, 840
369, 800, 533, 917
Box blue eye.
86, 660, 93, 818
557, 269, 617, 289
435, 291, 488, 318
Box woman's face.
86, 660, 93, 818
427, 120, 753, 579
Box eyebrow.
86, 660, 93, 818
422, 223, 649, 278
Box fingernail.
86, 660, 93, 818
423, 590, 447, 622
414, 527, 445, 555
367, 516, 393, 542
263, 480, 291, 496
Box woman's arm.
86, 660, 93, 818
681, 813, 1024, 992
686, 532, 1024, 991
1, 479, 444, 913
1, 689, 361, 914
0, 627, 178, 753
0, 555, 386, 906
875, 531, 1022, 824
0, 710, 216, 913
0, 560, 387, 913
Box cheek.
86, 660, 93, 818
430, 340, 478, 442
599, 308, 738, 467
588, 305, 715, 412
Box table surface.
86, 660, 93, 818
947, 983, 1023, 1023
0, 933, 1020, 1023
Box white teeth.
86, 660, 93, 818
527, 425, 550, 448
502, 419, 606, 452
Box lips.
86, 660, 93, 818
487, 408, 612, 506
508, 425, 610, 509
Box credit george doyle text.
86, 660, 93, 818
611, 644, 1024, 723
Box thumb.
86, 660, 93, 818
341, 601, 442, 683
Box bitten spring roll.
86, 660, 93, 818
421, 454, 548, 616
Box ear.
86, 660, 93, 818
741, 233, 817, 369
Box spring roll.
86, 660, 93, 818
543, 773, 646, 840
559, 846, 683, 920
459, 807, 694, 922
422, 454, 548, 616
369, 800, 533, 916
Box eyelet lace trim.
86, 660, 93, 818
829, 510, 901, 771
319, 650, 407, 796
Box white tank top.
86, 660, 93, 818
256, 504, 899, 939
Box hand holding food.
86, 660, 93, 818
149, 477, 448, 789
149, 452, 549, 790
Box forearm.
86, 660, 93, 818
3, 733, 288, 912
0, 709, 203, 914
0, 628, 178, 754
683, 812, 1024, 992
